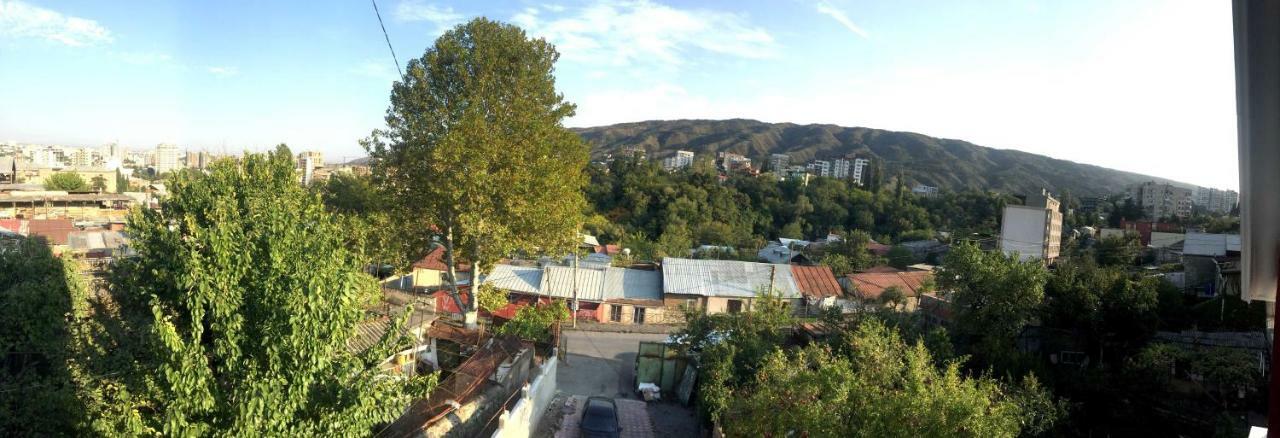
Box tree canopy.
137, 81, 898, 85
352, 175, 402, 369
44, 171, 89, 191
367, 17, 589, 311
89, 148, 432, 435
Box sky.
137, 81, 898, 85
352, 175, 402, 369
0, 0, 1240, 190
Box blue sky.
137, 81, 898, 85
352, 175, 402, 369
0, 0, 1239, 189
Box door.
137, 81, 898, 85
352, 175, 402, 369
727, 299, 743, 313
633, 307, 646, 324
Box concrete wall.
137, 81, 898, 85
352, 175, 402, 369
413, 268, 445, 289
1001, 206, 1048, 261
490, 355, 559, 438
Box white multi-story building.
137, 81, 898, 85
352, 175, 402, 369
662, 150, 695, 171
1000, 189, 1063, 263
851, 158, 871, 186
1130, 181, 1192, 219
154, 143, 180, 174
806, 160, 831, 177
832, 158, 851, 179
1193, 186, 1239, 215
911, 184, 939, 197
768, 153, 790, 172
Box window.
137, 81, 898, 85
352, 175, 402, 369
727, 299, 743, 313
610, 305, 622, 322
633, 307, 646, 324
685, 298, 698, 310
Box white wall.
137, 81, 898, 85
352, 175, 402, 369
1000, 206, 1047, 261
491, 354, 559, 438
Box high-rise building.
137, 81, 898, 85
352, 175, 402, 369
662, 150, 694, 171
154, 143, 179, 174
1130, 181, 1192, 219
768, 153, 790, 172
832, 158, 851, 179
1193, 186, 1239, 214
851, 158, 871, 186
806, 160, 831, 177
1000, 189, 1063, 263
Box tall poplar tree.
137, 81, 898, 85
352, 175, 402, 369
365, 18, 589, 312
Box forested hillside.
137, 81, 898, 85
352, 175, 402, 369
575, 119, 1190, 197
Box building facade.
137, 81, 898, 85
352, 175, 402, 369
851, 157, 870, 186
768, 153, 790, 172
1193, 186, 1239, 214
806, 160, 831, 177
1000, 189, 1063, 263
661, 150, 694, 171
1130, 181, 1192, 219
154, 143, 179, 174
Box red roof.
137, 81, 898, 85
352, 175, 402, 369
845, 271, 933, 300
413, 246, 471, 272
26, 219, 75, 245
790, 265, 843, 299
594, 244, 621, 255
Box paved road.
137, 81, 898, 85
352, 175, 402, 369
535, 331, 698, 438
559, 331, 669, 399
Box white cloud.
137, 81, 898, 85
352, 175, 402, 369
814, 1, 868, 38
516, 0, 779, 69
0, 0, 112, 46
207, 66, 238, 77
395, 0, 463, 26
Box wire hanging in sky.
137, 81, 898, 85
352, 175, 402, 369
370, 0, 403, 77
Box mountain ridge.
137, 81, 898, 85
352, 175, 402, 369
573, 118, 1192, 198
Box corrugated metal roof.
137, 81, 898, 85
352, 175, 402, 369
661, 257, 800, 298
540, 266, 605, 301
1183, 232, 1240, 257
602, 268, 662, 302
482, 264, 543, 294
790, 265, 842, 299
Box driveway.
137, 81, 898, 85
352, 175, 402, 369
534, 331, 699, 438
553, 396, 653, 438
559, 331, 668, 399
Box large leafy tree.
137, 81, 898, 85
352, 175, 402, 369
366, 18, 588, 311
938, 243, 1048, 371
44, 171, 89, 191
97, 148, 430, 435
0, 238, 89, 435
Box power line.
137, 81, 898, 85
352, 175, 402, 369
369, 0, 403, 76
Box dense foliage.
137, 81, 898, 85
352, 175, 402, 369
367, 18, 589, 311
43, 171, 89, 191
937, 243, 1048, 373
585, 156, 1008, 259
495, 301, 568, 343
680, 293, 1061, 437
88, 149, 431, 435
0, 239, 88, 435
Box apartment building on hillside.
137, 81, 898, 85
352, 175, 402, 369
1000, 189, 1063, 263
1130, 181, 1192, 219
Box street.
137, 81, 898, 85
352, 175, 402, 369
536, 330, 699, 437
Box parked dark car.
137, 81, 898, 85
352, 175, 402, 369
580, 396, 621, 438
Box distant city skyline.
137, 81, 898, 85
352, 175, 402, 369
0, 0, 1240, 190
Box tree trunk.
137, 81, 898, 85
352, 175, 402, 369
443, 221, 467, 314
